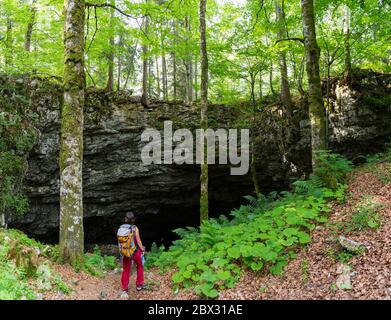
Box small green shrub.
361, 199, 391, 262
346, 197, 383, 232
365, 143, 391, 183
53, 275, 72, 295
145, 242, 165, 270
82, 246, 117, 277
307, 151, 353, 191
0, 229, 62, 300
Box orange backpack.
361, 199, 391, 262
117, 224, 137, 258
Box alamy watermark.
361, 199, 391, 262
140, 121, 250, 176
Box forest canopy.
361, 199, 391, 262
0, 0, 389, 104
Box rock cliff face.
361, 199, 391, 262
6, 71, 391, 246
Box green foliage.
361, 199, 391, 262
346, 197, 383, 232
0, 261, 36, 300
53, 275, 72, 295
81, 246, 118, 278
144, 242, 165, 270
149, 152, 351, 298
312, 151, 353, 190
365, 143, 391, 183
0, 228, 66, 300
0, 84, 37, 223
335, 250, 357, 264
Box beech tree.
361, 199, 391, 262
199, 0, 208, 223
301, 0, 327, 169
59, 0, 85, 265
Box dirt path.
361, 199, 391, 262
45, 163, 391, 300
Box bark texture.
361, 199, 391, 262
60, 0, 85, 265
141, 13, 150, 106
199, 0, 209, 223
25, 0, 37, 52
301, 0, 327, 170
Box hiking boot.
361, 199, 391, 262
136, 284, 147, 291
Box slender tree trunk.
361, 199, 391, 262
185, 17, 193, 104
172, 20, 177, 101
269, 61, 276, 95
343, 4, 352, 77
25, 0, 37, 52
106, 0, 115, 91
141, 13, 150, 106
298, 55, 306, 97
5, 19, 13, 67
250, 71, 256, 106
148, 58, 153, 97
194, 56, 198, 101
259, 71, 263, 100
60, 0, 85, 266
117, 36, 122, 92
173, 52, 177, 101
161, 31, 168, 100
156, 56, 161, 99
301, 0, 327, 170
251, 72, 260, 194
199, 0, 209, 223
0, 212, 5, 229
123, 40, 138, 90
276, 1, 293, 116
189, 55, 193, 102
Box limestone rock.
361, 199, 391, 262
3, 73, 391, 246
336, 263, 352, 290
338, 236, 366, 253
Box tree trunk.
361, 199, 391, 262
251, 148, 260, 195
59, 0, 85, 266
194, 56, 198, 101
343, 4, 352, 77
161, 31, 168, 100
141, 13, 150, 106
298, 55, 306, 97
301, 0, 327, 170
25, 0, 37, 52
106, 0, 115, 91
185, 16, 193, 104
148, 58, 153, 97
172, 20, 177, 101
269, 61, 276, 95
156, 56, 161, 99
199, 0, 209, 223
5, 19, 13, 67
250, 71, 256, 106
117, 36, 122, 92
259, 71, 263, 100
276, 1, 293, 116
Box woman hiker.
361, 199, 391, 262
119, 212, 147, 298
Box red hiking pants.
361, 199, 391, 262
121, 249, 144, 290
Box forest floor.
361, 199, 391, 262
44, 161, 391, 300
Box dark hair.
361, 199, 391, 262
125, 212, 135, 224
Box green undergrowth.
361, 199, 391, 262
147, 151, 352, 298
364, 143, 391, 183
76, 246, 117, 278
0, 229, 117, 299
0, 229, 68, 300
